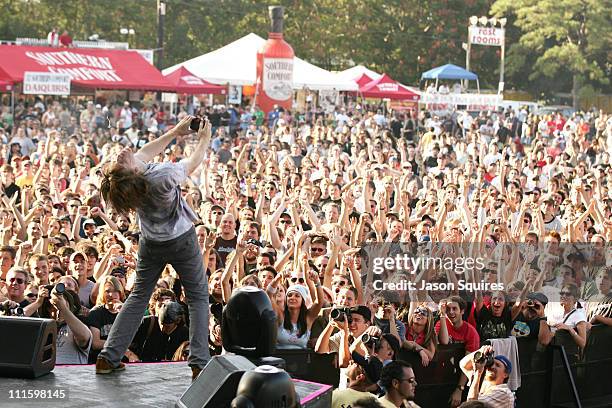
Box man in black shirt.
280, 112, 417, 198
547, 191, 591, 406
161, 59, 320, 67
129, 301, 188, 362
214, 213, 238, 266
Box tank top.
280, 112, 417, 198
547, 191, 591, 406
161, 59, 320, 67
276, 322, 310, 350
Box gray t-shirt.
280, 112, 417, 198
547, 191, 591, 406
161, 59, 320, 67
56, 323, 91, 364
138, 161, 198, 241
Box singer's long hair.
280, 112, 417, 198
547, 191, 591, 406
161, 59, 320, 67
100, 164, 149, 214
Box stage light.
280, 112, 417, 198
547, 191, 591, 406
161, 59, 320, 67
231, 365, 299, 408
469, 16, 478, 26
499, 17, 507, 27
489, 17, 497, 27
222, 287, 277, 358
479, 16, 489, 26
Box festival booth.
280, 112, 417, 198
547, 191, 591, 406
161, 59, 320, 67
164, 33, 357, 91
358, 73, 420, 113
164, 33, 357, 110
162, 66, 227, 112
420, 63, 502, 111
421, 63, 480, 91
163, 66, 226, 95
0, 44, 175, 108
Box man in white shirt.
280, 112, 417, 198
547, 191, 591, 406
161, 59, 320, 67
120, 101, 133, 128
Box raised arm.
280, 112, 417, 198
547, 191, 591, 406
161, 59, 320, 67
182, 120, 212, 175
135, 116, 194, 164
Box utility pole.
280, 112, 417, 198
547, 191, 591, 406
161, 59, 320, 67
157, 0, 165, 70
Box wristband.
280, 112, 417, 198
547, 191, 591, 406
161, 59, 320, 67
42, 235, 48, 239
268, 286, 278, 294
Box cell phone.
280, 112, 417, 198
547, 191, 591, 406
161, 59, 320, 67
115, 255, 125, 265
189, 116, 207, 131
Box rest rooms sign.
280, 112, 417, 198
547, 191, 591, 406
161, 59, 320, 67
23, 71, 71, 95
469, 26, 504, 46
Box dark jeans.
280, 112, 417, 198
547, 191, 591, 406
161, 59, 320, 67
99, 226, 210, 368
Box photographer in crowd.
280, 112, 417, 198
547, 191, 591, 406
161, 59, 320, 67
460, 345, 515, 407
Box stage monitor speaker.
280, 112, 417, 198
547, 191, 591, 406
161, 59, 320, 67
176, 354, 256, 408
0, 316, 57, 378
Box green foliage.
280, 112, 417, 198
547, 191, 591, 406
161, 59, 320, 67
491, 0, 611, 95
0, 0, 606, 97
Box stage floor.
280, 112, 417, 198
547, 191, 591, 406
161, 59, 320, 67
1, 362, 192, 408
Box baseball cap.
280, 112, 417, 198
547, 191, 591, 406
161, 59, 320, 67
526, 292, 548, 306
158, 301, 185, 325
83, 218, 96, 226
494, 355, 513, 374
350, 350, 383, 383
70, 251, 87, 262
421, 214, 435, 225
349, 305, 372, 322
210, 204, 225, 213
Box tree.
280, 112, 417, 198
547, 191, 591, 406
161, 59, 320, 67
491, 0, 611, 108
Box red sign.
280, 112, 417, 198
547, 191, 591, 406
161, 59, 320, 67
0, 45, 173, 91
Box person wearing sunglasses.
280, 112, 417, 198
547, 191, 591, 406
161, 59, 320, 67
378, 360, 420, 408
5, 266, 30, 308
553, 284, 588, 348
402, 305, 436, 367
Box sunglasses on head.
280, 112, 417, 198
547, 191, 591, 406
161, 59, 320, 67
289, 277, 305, 284
414, 307, 429, 316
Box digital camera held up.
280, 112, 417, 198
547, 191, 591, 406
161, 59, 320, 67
330, 307, 352, 323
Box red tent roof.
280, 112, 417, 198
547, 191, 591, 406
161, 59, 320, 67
0, 77, 12, 92
360, 73, 420, 101
164, 66, 226, 95
355, 73, 375, 88
0, 45, 173, 91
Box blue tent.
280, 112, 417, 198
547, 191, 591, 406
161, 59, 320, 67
421, 64, 478, 81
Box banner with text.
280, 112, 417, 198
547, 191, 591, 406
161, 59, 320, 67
421, 92, 502, 111
23, 71, 71, 95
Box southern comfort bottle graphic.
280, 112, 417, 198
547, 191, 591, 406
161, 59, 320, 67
255, 6, 294, 115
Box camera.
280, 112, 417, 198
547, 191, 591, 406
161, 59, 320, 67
45, 282, 66, 295
189, 116, 208, 131
473, 349, 494, 368
361, 333, 381, 348
0, 301, 24, 316
330, 307, 352, 323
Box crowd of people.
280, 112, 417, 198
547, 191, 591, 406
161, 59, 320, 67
0, 94, 611, 408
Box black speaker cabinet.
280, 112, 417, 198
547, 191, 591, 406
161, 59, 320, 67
176, 354, 256, 408
0, 316, 57, 378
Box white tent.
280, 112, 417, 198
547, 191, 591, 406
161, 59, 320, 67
163, 33, 358, 91
335, 65, 382, 82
